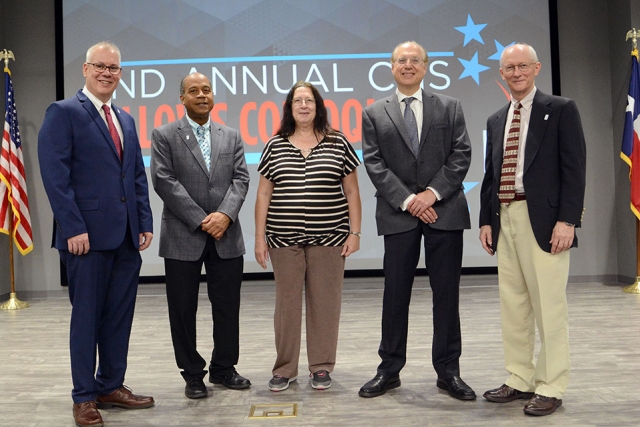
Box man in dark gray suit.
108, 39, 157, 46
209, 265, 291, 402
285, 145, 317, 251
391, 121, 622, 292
479, 43, 586, 416
359, 41, 475, 400
151, 72, 251, 399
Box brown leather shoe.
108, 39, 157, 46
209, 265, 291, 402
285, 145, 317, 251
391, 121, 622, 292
483, 384, 535, 403
96, 386, 155, 409
523, 394, 562, 416
73, 401, 103, 427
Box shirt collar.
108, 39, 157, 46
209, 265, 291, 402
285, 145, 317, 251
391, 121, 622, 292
396, 88, 423, 104
511, 86, 536, 110
186, 114, 211, 135
82, 86, 112, 111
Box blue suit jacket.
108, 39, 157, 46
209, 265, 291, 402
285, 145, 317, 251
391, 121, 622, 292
38, 90, 153, 250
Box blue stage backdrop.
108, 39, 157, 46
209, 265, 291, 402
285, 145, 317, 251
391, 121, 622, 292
62, 0, 553, 275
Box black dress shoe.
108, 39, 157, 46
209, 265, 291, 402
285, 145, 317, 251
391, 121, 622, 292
523, 394, 562, 416
209, 371, 251, 390
185, 378, 208, 399
483, 384, 534, 403
436, 376, 476, 400
358, 373, 401, 398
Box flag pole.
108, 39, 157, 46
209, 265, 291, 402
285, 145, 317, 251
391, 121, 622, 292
623, 30, 640, 294
623, 217, 640, 293
623, 216, 640, 293
0, 49, 28, 310
0, 207, 28, 309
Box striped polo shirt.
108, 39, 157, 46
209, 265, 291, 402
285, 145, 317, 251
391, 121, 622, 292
258, 131, 360, 248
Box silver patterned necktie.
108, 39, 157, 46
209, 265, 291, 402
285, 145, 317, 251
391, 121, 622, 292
403, 97, 420, 155
196, 125, 210, 171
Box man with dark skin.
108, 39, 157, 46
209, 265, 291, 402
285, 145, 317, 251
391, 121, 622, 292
151, 73, 251, 399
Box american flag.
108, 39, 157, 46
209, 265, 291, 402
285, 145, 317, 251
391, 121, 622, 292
0, 68, 33, 255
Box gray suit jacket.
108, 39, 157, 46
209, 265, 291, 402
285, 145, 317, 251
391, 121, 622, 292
151, 117, 249, 261
362, 90, 471, 235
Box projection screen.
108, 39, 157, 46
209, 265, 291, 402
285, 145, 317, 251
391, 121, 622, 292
61, 0, 554, 275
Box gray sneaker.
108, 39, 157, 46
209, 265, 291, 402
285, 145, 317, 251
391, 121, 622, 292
268, 375, 297, 392
310, 370, 332, 390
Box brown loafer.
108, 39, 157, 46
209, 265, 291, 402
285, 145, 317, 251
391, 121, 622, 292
483, 384, 534, 403
96, 386, 155, 409
73, 401, 103, 427
523, 394, 562, 416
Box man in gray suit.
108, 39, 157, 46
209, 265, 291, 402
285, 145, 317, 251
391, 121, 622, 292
359, 41, 475, 400
151, 72, 251, 399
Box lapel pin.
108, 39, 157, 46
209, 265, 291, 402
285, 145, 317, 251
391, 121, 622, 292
186, 135, 190, 140
544, 114, 549, 120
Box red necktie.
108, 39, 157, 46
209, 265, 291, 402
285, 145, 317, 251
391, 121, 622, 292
498, 103, 522, 204
102, 104, 122, 161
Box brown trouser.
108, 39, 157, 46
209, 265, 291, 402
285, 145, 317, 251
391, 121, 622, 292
269, 245, 345, 378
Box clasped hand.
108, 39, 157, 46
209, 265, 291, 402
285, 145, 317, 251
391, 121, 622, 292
201, 212, 230, 240
407, 189, 438, 224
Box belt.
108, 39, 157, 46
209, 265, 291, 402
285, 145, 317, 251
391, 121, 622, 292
513, 193, 526, 201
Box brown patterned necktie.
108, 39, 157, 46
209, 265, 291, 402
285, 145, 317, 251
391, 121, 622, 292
498, 103, 522, 204
102, 104, 122, 161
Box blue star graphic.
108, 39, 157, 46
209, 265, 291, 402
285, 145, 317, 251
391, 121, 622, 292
454, 14, 487, 46
458, 52, 490, 85
462, 182, 478, 194
488, 40, 515, 61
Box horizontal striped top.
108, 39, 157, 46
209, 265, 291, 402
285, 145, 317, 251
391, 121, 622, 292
258, 131, 360, 248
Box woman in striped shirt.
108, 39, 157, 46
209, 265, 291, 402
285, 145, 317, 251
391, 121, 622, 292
255, 81, 362, 392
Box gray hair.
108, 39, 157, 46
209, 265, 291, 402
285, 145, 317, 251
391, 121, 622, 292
500, 43, 538, 67
390, 41, 428, 64
86, 41, 121, 64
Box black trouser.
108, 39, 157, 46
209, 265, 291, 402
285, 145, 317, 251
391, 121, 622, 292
164, 236, 244, 380
377, 223, 463, 379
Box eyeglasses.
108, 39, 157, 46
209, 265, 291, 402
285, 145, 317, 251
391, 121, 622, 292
87, 62, 123, 75
293, 98, 315, 106
395, 57, 424, 66
502, 62, 537, 74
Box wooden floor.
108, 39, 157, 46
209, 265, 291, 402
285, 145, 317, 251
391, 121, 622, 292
1, 276, 639, 426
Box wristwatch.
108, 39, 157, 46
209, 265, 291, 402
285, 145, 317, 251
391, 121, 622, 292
349, 231, 362, 237
564, 222, 575, 227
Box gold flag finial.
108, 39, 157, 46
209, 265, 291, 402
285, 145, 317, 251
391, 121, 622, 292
2, 49, 15, 70
627, 29, 639, 59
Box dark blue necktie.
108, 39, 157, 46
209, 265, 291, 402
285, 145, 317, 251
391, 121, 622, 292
403, 97, 420, 155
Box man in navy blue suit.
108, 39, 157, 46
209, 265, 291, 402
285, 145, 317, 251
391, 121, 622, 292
39, 41, 154, 427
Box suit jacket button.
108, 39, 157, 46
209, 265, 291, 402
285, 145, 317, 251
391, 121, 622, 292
122, 173, 126, 179
121, 197, 126, 202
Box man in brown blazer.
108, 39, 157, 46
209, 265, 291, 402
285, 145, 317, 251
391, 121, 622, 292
151, 72, 250, 399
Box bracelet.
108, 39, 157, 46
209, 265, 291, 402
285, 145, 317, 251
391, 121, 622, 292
349, 231, 362, 237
